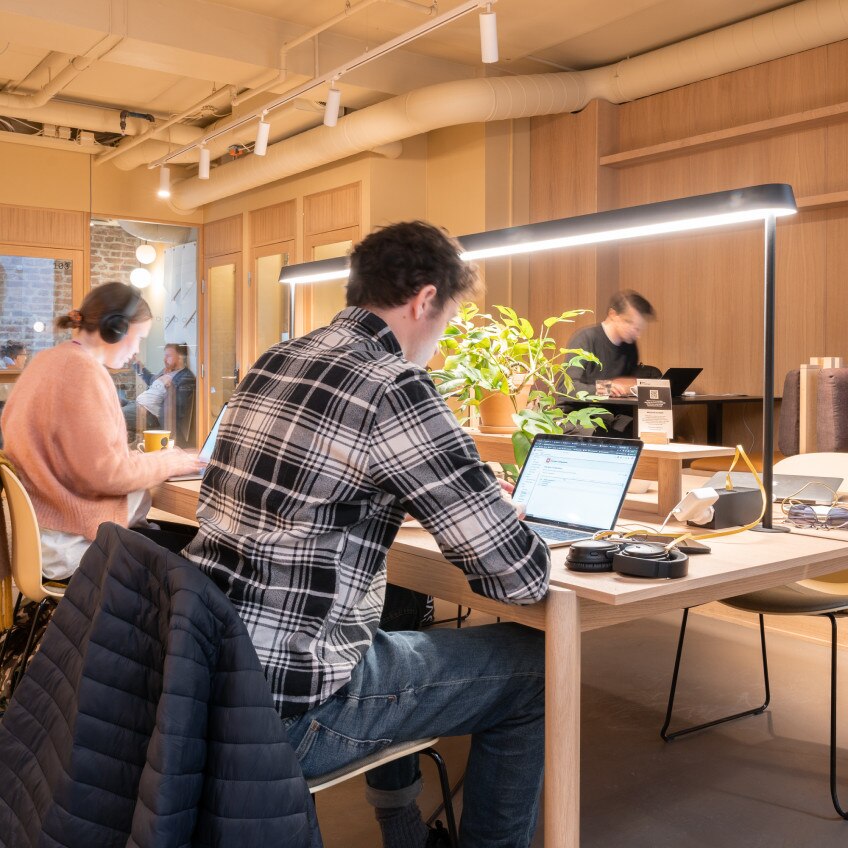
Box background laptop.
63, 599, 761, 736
167, 403, 227, 481
662, 367, 703, 397
512, 434, 643, 547
707, 470, 844, 502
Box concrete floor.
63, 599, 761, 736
314, 607, 848, 847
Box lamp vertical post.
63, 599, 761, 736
755, 214, 786, 532
288, 280, 296, 341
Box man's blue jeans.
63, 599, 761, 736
282, 623, 545, 848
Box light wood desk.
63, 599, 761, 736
151, 479, 848, 848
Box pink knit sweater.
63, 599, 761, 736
2, 341, 184, 540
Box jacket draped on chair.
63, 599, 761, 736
0, 522, 322, 848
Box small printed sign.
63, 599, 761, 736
636, 378, 674, 441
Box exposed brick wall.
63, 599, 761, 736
0, 256, 73, 358
90, 223, 145, 289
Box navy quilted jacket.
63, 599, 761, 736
0, 523, 322, 848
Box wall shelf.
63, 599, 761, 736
600, 100, 848, 168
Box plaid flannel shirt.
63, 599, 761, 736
183, 307, 550, 717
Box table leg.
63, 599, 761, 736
706, 402, 722, 445
544, 587, 580, 848
656, 457, 683, 518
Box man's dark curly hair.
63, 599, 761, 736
346, 221, 479, 310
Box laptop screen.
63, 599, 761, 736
198, 403, 227, 464
512, 435, 642, 532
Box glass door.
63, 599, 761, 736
204, 255, 240, 431
254, 241, 294, 362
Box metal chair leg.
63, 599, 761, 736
420, 747, 459, 848
0, 593, 23, 674
661, 608, 771, 741
826, 614, 848, 820
429, 606, 473, 629
9, 598, 49, 696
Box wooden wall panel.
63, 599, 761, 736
250, 201, 296, 248
0, 203, 86, 250
304, 182, 360, 236
203, 214, 242, 258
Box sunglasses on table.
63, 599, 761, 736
780, 482, 848, 530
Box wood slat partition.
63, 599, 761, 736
250, 201, 296, 248
203, 214, 242, 258
527, 37, 848, 448
0, 203, 87, 250
304, 182, 360, 236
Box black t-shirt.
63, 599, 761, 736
561, 323, 639, 397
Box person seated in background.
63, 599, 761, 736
183, 221, 550, 848
1, 341, 28, 370
1, 282, 201, 582
126, 342, 196, 447
557, 289, 659, 434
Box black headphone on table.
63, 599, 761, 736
566, 539, 689, 579
100, 286, 142, 344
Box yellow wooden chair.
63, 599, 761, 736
0, 465, 65, 697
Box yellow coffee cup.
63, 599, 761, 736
138, 430, 171, 453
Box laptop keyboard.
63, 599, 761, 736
527, 522, 591, 543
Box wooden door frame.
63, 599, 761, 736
249, 240, 295, 366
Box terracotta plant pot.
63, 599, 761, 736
478, 384, 531, 433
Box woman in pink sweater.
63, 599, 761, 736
1, 283, 201, 579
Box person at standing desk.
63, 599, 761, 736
183, 221, 550, 848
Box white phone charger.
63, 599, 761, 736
672, 487, 720, 525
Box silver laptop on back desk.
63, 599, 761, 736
707, 471, 844, 502
512, 434, 643, 548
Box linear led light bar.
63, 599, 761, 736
459, 184, 796, 260
278, 184, 797, 284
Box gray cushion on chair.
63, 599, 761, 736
778, 369, 800, 458
724, 582, 848, 616
817, 369, 848, 453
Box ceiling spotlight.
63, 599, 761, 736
130, 267, 152, 288
33, 321, 45, 333
157, 166, 171, 199
135, 243, 156, 265
198, 145, 211, 179
254, 114, 271, 156
324, 84, 342, 128
479, 4, 498, 64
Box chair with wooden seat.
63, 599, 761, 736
661, 452, 848, 818
307, 737, 459, 846
0, 465, 65, 697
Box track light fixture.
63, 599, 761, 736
254, 113, 271, 156
198, 145, 210, 179
324, 83, 342, 127
479, 3, 498, 64
157, 166, 171, 198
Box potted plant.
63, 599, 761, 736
430, 302, 609, 481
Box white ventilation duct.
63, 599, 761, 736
117, 220, 195, 244
170, 0, 848, 211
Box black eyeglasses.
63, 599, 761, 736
783, 503, 848, 530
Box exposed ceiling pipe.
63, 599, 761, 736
96, 85, 237, 165
232, 0, 436, 108
1, 52, 72, 95
0, 33, 124, 110
169, 0, 848, 211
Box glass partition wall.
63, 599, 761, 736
89, 218, 199, 448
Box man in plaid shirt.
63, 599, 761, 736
184, 221, 550, 848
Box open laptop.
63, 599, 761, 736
167, 403, 227, 481
512, 434, 643, 547
662, 368, 703, 397
707, 470, 844, 503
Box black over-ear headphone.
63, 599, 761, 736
100, 286, 142, 344
567, 539, 689, 579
